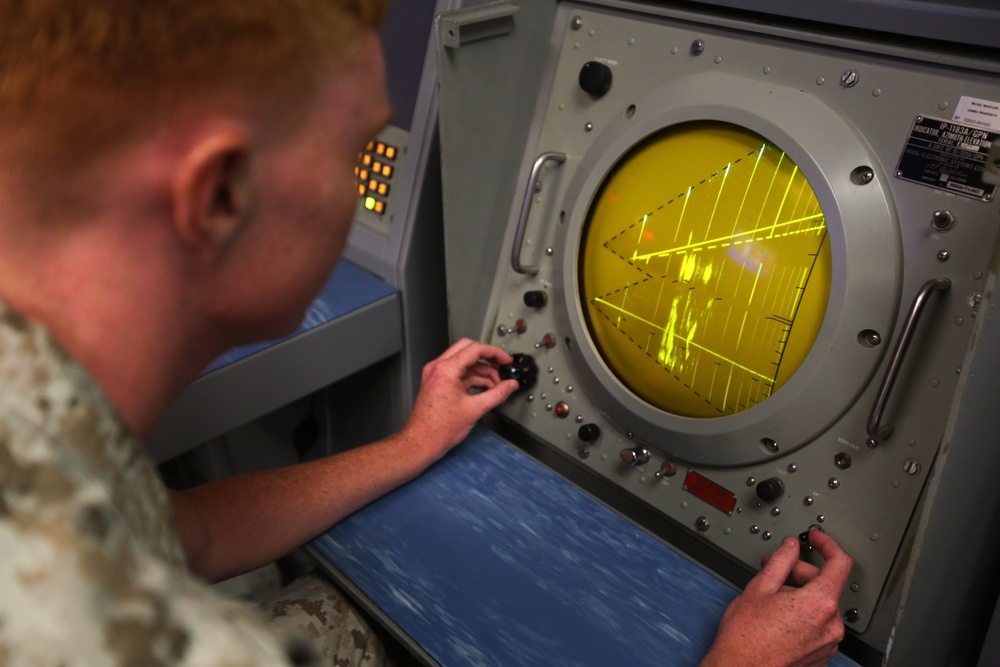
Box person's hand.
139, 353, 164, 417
701, 530, 853, 667
401, 338, 520, 459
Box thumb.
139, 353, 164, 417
469, 379, 520, 413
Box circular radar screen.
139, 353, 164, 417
580, 121, 831, 418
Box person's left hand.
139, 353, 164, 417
401, 338, 519, 459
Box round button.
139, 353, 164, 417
579, 61, 613, 97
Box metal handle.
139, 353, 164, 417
511, 152, 566, 275
866, 277, 951, 446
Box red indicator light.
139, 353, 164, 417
554, 401, 570, 418
684, 471, 737, 514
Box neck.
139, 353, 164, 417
0, 214, 223, 440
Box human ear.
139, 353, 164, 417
172, 129, 253, 255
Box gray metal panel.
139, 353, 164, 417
885, 279, 1000, 666
436, 0, 562, 341
148, 294, 401, 463
664, 0, 1000, 50
437, 0, 1000, 662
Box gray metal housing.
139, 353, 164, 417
436, 1, 1000, 664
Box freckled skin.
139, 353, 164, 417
700, 531, 853, 667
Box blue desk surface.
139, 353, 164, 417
205, 260, 397, 373
312, 428, 858, 666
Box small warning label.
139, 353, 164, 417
895, 115, 998, 201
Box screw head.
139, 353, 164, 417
841, 69, 860, 87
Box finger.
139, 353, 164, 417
806, 531, 854, 593
785, 559, 822, 587
463, 374, 499, 391
437, 337, 476, 361
748, 536, 801, 595
465, 361, 502, 383
465, 378, 520, 413
447, 341, 514, 371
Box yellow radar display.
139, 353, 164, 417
580, 122, 831, 418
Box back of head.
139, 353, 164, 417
0, 0, 388, 216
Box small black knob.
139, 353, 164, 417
756, 477, 785, 502
579, 61, 613, 98
523, 290, 548, 308
498, 353, 538, 390
578, 423, 601, 443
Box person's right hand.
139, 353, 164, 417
700, 530, 854, 667
400, 338, 520, 460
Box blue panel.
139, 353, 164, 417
313, 428, 858, 666
204, 261, 396, 373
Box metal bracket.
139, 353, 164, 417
436, 1, 519, 49
511, 152, 566, 275
866, 277, 951, 446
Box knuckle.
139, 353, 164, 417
826, 619, 846, 645
816, 596, 840, 619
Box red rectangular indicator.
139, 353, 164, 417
684, 471, 737, 514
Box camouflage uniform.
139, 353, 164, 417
261, 574, 394, 667
0, 302, 392, 666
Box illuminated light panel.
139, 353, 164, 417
684, 471, 737, 514
364, 196, 377, 211
579, 121, 831, 418
385, 146, 397, 160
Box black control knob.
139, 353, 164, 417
523, 290, 548, 308
578, 423, 601, 443
756, 477, 785, 502
579, 61, 613, 98
498, 353, 538, 390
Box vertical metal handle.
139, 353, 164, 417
511, 152, 566, 275
866, 277, 951, 446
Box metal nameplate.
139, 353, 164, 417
896, 115, 999, 202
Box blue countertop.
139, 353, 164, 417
313, 427, 859, 666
